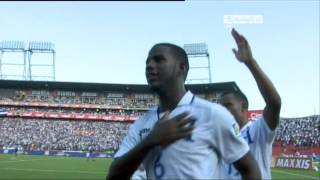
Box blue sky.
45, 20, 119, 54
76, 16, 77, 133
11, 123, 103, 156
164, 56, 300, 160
0, 1, 319, 118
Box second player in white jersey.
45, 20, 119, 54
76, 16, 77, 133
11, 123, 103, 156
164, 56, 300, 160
220, 29, 281, 179
224, 117, 276, 179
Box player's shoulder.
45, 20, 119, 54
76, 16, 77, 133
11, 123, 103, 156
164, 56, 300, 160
141, 107, 157, 120
244, 116, 268, 134
193, 96, 231, 116
131, 107, 157, 127
250, 116, 266, 127
253, 115, 276, 133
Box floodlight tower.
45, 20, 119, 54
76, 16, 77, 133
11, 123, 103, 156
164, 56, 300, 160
183, 43, 212, 84
0, 41, 27, 80
27, 41, 55, 81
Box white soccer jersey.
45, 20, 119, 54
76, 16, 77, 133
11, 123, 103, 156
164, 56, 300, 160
114, 91, 249, 179
131, 169, 147, 180
224, 116, 276, 179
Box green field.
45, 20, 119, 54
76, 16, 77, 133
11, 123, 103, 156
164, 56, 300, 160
0, 154, 319, 179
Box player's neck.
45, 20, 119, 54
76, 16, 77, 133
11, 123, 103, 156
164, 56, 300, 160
239, 119, 249, 129
158, 84, 187, 112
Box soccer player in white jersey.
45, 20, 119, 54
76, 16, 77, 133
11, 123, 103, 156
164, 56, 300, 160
220, 28, 282, 179
107, 43, 261, 179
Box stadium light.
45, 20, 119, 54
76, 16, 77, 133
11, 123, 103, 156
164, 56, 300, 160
0, 40, 55, 81
27, 41, 56, 81
183, 43, 212, 84
183, 43, 208, 56
0, 41, 25, 50
28, 41, 55, 51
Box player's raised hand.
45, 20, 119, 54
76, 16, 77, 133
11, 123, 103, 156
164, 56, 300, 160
231, 28, 254, 64
146, 111, 195, 147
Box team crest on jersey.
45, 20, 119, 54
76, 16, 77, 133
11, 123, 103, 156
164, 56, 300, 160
139, 128, 151, 139
232, 123, 240, 136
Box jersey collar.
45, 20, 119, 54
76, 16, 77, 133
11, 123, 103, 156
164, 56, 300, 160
157, 91, 195, 120
177, 90, 194, 106
240, 120, 253, 132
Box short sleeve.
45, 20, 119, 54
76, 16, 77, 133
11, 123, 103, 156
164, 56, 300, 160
210, 105, 250, 164
253, 117, 276, 143
113, 121, 140, 158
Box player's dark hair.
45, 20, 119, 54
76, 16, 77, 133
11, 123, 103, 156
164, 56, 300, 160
221, 90, 249, 109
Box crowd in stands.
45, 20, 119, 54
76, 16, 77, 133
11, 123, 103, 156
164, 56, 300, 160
0, 118, 130, 152
0, 89, 319, 153
274, 115, 320, 147
1, 89, 216, 109
1, 115, 318, 153
4, 90, 159, 109
1, 106, 145, 117
0, 90, 159, 152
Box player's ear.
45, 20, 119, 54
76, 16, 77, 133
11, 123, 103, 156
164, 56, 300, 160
240, 101, 245, 112
240, 101, 248, 113
179, 62, 187, 78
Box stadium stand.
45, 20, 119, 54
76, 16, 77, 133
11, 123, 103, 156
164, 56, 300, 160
0, 79, 237, 154
0, 80, 319, 159
273, 115, 320, 157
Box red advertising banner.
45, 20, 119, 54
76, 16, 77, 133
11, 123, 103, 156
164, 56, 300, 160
247, 110, 263, 120
274, 157, 313, 170
6, 111, 138, 122
0, 100, 124, 110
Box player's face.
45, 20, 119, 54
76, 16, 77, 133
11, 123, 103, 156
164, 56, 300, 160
145, 45, 179, 92
220, 94, 244, 123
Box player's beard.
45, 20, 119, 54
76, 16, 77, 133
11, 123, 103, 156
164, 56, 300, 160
148, 83, 163, 95
148, 69, 176, 96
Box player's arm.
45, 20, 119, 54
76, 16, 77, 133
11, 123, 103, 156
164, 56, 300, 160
233, 151, 261, 180
231, 28, 281, 130
107, 112, 195, 180
212, 106, 261, 179
107, 134, 156, 180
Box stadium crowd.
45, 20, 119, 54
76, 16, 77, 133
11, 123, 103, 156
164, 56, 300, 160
2, 90, 159, 109
0, 118, 130, 152
1, 115, 318, 153
274, 115, 320, 147
0, 90, 319, 153
1, 106, 145, 117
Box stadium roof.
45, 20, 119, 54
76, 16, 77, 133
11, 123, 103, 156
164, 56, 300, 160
0, 79, 240, 94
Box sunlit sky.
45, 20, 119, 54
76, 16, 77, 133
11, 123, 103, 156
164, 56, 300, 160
0, 1, 319, 118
